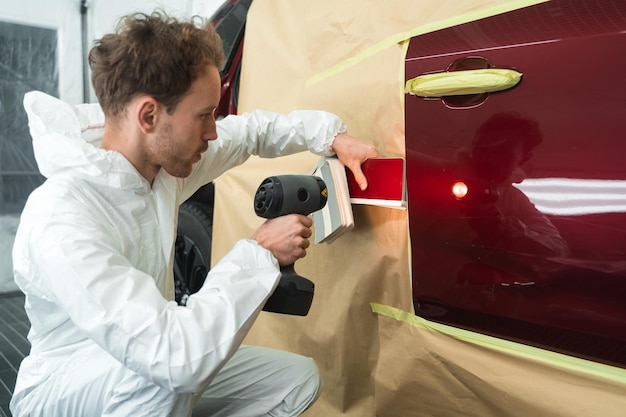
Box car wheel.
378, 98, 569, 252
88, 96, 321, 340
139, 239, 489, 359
174, 201, 213, 305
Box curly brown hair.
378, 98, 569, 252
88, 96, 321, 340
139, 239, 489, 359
88, 10, 225, 118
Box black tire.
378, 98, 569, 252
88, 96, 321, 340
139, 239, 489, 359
174, 201, 213, 305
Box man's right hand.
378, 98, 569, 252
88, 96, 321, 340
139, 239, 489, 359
251, 214, 313, 266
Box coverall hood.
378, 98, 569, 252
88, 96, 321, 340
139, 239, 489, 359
24, 91, 150, 191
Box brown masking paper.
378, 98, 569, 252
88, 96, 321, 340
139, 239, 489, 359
373, 305, 626, 417
208, 0, 626, 416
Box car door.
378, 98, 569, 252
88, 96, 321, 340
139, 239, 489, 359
404, 0, 626, 367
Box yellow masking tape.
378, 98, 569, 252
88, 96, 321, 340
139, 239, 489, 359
371, 303, 626, 385
405, 68, 523, 97
399, 40, 409, 115
306, 0, 548, 86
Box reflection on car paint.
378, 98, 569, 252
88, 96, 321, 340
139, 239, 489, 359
515, 178, 626, 216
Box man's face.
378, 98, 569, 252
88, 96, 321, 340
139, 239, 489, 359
151, 65, 221, 178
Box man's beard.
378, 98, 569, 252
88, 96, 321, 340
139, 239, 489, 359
155, 122, 195, 178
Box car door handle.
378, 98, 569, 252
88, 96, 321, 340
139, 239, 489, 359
405, 68, 522, 97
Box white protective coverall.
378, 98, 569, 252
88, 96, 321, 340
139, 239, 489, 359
11, 91, 346, 417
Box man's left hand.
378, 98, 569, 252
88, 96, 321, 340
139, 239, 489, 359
331, 133, 380, 190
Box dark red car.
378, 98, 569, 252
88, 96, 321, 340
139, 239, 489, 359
405, 0, 626, 367
176, 0, 626, 368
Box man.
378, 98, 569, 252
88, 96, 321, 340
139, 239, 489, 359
10, 11, 378, 417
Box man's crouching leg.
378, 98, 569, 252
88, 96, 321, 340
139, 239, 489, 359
11, 344, 189, 417
192, 345, 321, 417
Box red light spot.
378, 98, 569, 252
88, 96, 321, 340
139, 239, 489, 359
452, 181, 468, 200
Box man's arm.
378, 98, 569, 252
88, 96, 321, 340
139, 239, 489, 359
180, 109, 378, 201
18, 191, 281, 394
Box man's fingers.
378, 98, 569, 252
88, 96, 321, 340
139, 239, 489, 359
351, 165, 369, 190
251, 214, 314, 265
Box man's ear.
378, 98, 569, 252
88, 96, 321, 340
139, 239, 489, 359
136, 97, 160, 134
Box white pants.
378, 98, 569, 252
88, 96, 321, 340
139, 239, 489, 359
11, 345, 321, 417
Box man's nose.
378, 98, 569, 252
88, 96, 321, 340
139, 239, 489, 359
203, 126, 218, 142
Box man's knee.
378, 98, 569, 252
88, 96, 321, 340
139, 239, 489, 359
278, 354, 322, 415
191, 346, 321, 416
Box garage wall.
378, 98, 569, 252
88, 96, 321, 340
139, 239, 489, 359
0, 0, 223, 103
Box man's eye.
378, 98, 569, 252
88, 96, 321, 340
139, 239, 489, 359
201, 110, 216, 120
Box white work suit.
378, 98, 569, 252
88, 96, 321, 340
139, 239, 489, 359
10, 91, 345, 417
